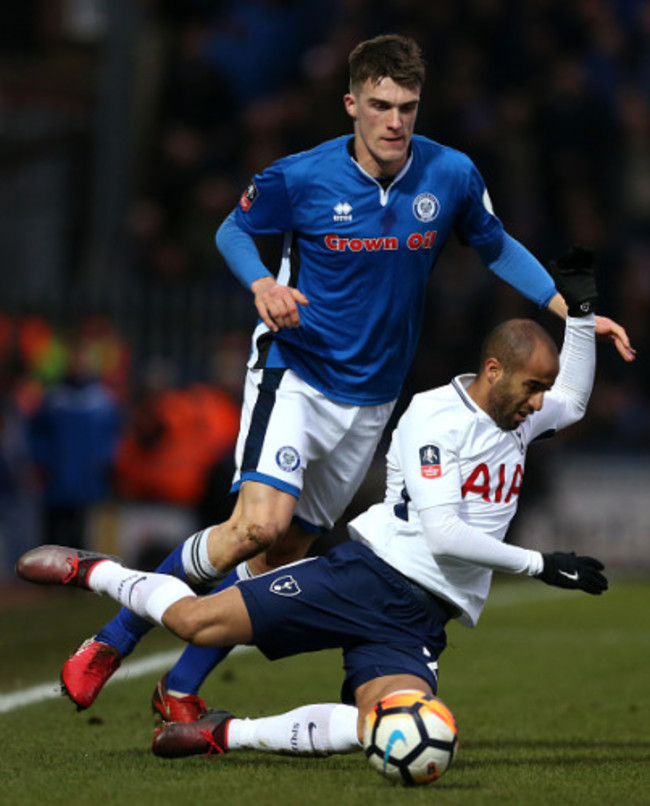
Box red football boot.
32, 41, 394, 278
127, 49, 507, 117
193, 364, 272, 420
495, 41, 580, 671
16, 545, 119, 589
61, 636, 123, 710
152, 710, 234, 758
152, 673, 208, 723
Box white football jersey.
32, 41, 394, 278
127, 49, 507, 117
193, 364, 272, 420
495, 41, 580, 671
349, 316, 595, 627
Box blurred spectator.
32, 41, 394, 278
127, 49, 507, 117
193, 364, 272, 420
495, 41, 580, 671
28, 332, 122, 548
113, 346, 241, 512
197, 0, 337, 112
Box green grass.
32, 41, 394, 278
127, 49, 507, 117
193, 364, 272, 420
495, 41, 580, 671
1, 578, 649, 805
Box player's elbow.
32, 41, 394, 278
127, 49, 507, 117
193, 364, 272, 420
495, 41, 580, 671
422, 510, 463, 559
215, 210, 238, 256
556, 400, 589, 430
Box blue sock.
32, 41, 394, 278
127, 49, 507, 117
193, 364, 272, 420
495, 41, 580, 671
164, 568, 239, 695
96, 543, 201, 658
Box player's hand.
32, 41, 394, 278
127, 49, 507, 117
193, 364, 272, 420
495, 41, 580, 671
548, 244, 598, 317
252, 276, 309, 332
594, 315, 636, 362
535, 551, 608, 595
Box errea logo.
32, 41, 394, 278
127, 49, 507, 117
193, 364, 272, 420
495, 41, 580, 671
333, 201, 353, 221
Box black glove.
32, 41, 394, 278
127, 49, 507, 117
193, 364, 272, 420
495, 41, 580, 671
548, 244, 598, 317
535, 552, 608, 595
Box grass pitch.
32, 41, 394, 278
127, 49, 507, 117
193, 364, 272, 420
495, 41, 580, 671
1, 577, 648, 805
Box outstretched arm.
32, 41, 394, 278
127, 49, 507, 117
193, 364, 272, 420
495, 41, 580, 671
420, 505, 607, 594
546, 291, 635, 362
477, 234, 636, 362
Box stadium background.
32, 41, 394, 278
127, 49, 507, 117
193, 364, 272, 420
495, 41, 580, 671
0, 0, 648, 579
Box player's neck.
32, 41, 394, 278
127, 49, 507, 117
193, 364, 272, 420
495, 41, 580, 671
348, 136, 404, 182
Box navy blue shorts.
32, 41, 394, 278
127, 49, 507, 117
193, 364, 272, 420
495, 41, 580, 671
237, 541, 450, 703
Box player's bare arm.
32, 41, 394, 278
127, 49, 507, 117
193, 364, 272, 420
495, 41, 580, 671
251, 275, 309, 332
547, 291, 635, 362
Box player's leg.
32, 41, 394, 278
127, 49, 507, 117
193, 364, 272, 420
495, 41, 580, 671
150, 372, 383, 718
18, 544, 358, 756
153, 675, 432, 759
59, 483, 298, 711
153, 702, 360, 758
151, 542, 444, 760
60, 556, 237, 712
16, 544, 252, 646
155, 520, 317, 721
154, 400, 396, 725
59, 367, 308, 709
54, 371, 308, 711
151, 547, 368, 759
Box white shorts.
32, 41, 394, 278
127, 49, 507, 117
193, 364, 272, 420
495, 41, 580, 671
231, 368, 395, 531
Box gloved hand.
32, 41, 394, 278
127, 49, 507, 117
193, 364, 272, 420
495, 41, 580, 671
535, 551, 608, 595
548, 244, 598, 317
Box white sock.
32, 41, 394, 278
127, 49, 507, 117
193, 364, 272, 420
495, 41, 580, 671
89, 561, 196, 625
181, 528, 224, 584
235, 560, 253, 580
227, 703, 360, 756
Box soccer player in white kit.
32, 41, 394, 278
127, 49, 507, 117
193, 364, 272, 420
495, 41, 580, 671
17, 246, 610, 759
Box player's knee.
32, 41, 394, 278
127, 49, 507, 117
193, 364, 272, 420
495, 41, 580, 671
234, 518, 282, 561
164, 598, 209, 644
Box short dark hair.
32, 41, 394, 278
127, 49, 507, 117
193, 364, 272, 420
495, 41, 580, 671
348, 34, 426, 93
479, 319, 558, 373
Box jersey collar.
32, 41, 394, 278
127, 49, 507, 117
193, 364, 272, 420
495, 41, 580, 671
451, 374, 480, 414
346, 136, 413, 191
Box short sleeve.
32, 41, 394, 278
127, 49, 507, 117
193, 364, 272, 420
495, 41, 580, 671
233, 160, 294, 235
454, 160, 503, 247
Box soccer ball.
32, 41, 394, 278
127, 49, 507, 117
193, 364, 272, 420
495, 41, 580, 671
363, 690, 459, 786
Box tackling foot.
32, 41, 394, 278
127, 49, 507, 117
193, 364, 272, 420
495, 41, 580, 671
152, 709, 234, 758
15, 545, 120, 589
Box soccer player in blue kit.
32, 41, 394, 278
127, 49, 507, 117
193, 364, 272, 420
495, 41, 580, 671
57, 34, 634, 724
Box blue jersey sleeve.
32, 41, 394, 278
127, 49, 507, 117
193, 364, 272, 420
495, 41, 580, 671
216, 158, 296, 289
475, 232, 557, 308
215, 211, 272, 289
233, 160, 295, 235
454, 161, 503, 246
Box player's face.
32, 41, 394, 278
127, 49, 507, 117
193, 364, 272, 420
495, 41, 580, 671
344, 77, 420, 177
486, 346, 559, 431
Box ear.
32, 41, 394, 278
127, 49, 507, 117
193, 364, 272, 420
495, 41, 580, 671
344, 93, 357, 120
484, 357, 503, 385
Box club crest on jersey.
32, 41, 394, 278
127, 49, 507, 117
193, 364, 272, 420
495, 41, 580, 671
420, 444, 441, 478
333, 201, 353, 221
276, 446, 300, 472
239, 180, 259, 212
270, 574, 301, 596
412, 192, 440, 222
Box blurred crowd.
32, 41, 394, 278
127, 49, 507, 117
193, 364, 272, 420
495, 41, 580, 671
1, 0, 649, 576
0, 312, 247, 576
